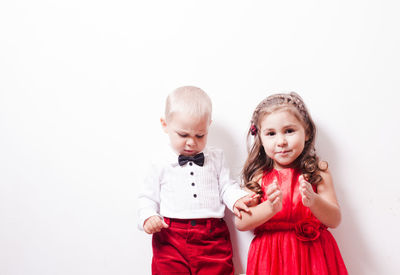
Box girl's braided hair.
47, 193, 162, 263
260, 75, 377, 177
242, 92, 327, 195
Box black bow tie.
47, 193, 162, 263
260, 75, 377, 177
178, 152, 205, 167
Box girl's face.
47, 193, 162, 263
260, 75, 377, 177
259, 109, 307, 170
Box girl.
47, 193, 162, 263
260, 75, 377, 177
236, 93, 348, 274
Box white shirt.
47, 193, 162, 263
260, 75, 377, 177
137, 146, 248, 230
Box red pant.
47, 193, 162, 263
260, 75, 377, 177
152, 217, 234, 275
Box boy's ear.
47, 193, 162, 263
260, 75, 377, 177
160, 117, 168, 133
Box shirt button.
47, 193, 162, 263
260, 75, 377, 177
190, 172, 194, 175
193, 194, 197, 198
189, 162, 193, 166
191, 182, 195, 186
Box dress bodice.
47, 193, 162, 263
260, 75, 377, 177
255, 168, 320, 234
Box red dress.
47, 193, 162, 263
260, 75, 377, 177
246, 168, 348, 275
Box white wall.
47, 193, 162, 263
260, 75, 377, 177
1, 1, 399, 274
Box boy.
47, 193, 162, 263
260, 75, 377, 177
138, 86, 253, 274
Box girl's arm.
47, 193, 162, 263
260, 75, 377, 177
235, 181, 282, 231
300, 168, 341, 228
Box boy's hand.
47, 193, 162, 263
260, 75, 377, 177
266, 179, 282, 214
299, 175, 317, 207
245, 192, 261, 207
143, 215, 169, 234
233, 193, 260, 218
232, 196, 249, 218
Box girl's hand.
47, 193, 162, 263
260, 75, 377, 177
266, 179, 282, 214
299, 175, 318, 207
143, 215, 169, 234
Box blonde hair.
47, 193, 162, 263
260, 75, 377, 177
242, 92, 327, 195
165, 86, 212, 122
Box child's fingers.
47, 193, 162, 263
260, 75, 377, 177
148, 219, 159, 233
144, 216, 167, 234
144, 226, 152, 234
299, 183, 306, 194
299, 179, 316, 207
267, 189, 281, 202
299, 175, 310, 184
299, 175, 313, 191
144, 222, 157, 234
270, 179, 280, 188
154, 217, 168, 231
233, 207, 242, 218
302, 196, 311, 206
236, 200, 250, 213
299, 180, 313, 195
271, 196, 282, 213
250, 193, 260, 200
300, 182, 314, 198
266, 183, 279, 196
303, 187, 312, 197
241, 196, 253, 205
244, 194, 260, 207
161, 220, 169, 228
266, 187, 275, 196
267, 190, 277, 201
248, 193, 260, 205
299, 175, 307, 187
271, 196, 281, 206
299, 188, 310, 200
153, 222, 164, 233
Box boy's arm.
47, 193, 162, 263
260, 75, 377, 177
216, 150, 249, 212
137, 162, 162, 230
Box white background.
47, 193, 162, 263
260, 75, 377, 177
1, 1, 399, 274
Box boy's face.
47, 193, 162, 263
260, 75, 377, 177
161, 112, 210, 156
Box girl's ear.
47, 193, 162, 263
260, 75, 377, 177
160, 117, 168, 133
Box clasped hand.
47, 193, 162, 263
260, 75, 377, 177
233, 193, 261, 218
266, 179, 282, 214
299, 175, 318, 207
143, 216, 169, 234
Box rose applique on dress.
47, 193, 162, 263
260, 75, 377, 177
295, 219, 321, 242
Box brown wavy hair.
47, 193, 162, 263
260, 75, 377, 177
242, 92, 327, 195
